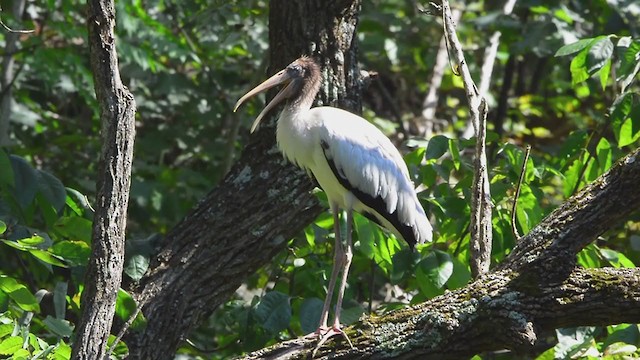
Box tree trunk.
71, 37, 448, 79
240, 146, 640, 359
71, 0, 137, 358
124, 1, 363, 358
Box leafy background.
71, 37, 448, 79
0, 0, 639, 359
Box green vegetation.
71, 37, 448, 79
1, 0, 639, 358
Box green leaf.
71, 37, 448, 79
576, 245, 601, 268
53, 282, 67, 320
619, 114, 640, 147
587, 36, 614, 74
124, 254, 149, 281
569, 48, 590, 86
610, 92, 636, 146
0, 150, 14, 188
0, 336, 23, 355
555, 37, 596, 57
9, 155, 39, 210
340, 304, 364, 325
254, 291, 291, 334
446, 257, 471, 289
115, 289, 138, 323
28, 249, 68, 268
49, 340, 71, 360
555, 327, 598, 359
598, 58, 611, 90
604, 342, 638, 356
299, 297, 323, 334
50, 241, 91, 267
390, 249, 416, 284
599, 248, 635, 268
448, 138, 461, 171
107, 335, 129, 357
18, 235, 45, 247
418, 250, 453, 290
43, 316, 74, 338
36, 170, 67, 214
425, 135, 449, 160
0, 276, 40, 312
0, 323, 13, 338
0, 221, 5, 236
54, 216, 93, 242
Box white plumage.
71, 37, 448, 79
277, 105, 432, 246
234, 56, 432, 341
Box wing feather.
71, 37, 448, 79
312, 107, 432, 246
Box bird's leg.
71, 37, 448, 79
316, 204, 344, 333
313, 209, 354, 351
331, 209, 354, 346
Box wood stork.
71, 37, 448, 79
234, 56, 432, 340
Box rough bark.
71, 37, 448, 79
123, 1, 363, 358
70, 0, 137, 359
241, 147, 640, 359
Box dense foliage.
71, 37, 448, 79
0, 0, 639, 359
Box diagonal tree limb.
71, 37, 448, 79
240, 145, 640, 359
70, 0, 137, 358
123, 1, 363, 358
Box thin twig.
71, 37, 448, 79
0, 6, 34, 34
104, 305, 141, 360
511, 145, 531, 240
419, 7, 462, 137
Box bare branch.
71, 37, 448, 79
511, 145, 531, 240
418, 7, 462, 137
461, 0, 518, 139
441, 0, 492, 277
0, 5, 34, 34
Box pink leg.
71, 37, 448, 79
312, 208, 354, 352
316, 203, 344, 332
331, 209, 353, 330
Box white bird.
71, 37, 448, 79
234, 56, 432, 341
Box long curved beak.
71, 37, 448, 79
234, 69, 296, 133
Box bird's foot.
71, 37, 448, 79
310, 325, 354, 357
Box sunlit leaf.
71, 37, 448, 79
0, 276, 40, 312
0, 336, 23, 355
51, 241, 91, 267
587, 36, 614, 74
555, 37, 596, 57
54, 216, 93, 242
569, 48, 590, 85
28, 249, 67, 268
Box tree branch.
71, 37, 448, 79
417, 7, 462, 138
441, 0, 492, 277
124, 1, 363, 358
240, 146, 640, 359
241, 267, 640, 359
70, 0, 136, 358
